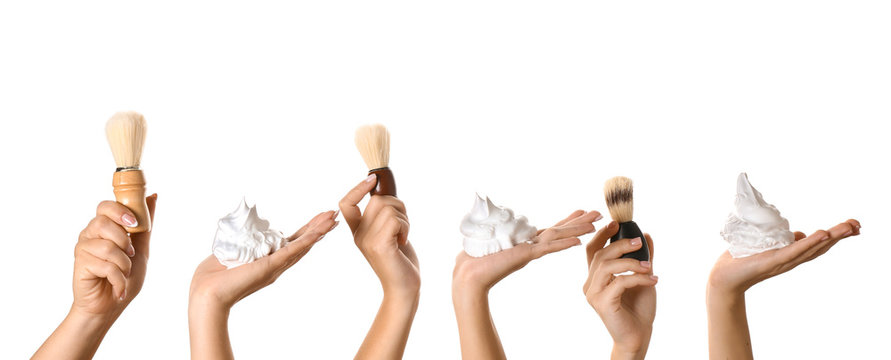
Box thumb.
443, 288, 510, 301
131, 193, 157, 256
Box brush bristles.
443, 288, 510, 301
105, 111, 147, 168
604, 176, 633, 223
355, 124, 390, 170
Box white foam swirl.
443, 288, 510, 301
721, 173, 794, 258
212, 198, 286, 268
460, 194, 537, 257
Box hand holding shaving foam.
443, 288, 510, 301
707, 219, 861, 360
583, 221, 656, 360
33, 195, 157, 360
339, 175, 419, 360
452, 209, 600, 360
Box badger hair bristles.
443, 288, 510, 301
105, 111, 147, 169
355, 124, 390, 170
604, 176, 634, 223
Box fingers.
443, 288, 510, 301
76, 238, 133, 277
592, 236, 645, 265
538, 222, 595, 243
130, 193, 157, 256
563, 210, 603, 226
267, 214, 339, 271
550, 210, 586, 228
645, 233, 654, 262
287, 210, 338, 241
602, 273, 659, 301
589, 258, 652, 292
96, 200, 139, 229
339, 175, 377, 232
775, 219, 860, 265
792, 219, 861, 264
586, 221, 618, 266
82, 216, 134, 257
79, 251, 128, 300
532, 237, 582, 259
369, 204, 410, 246
793, 231, 807, 241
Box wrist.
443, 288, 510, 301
64, 306, 117, 336
706, 283, 745, 308
611, 344, 648, 360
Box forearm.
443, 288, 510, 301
453, 287, 506, 360
356, 291, 420, 360
189, 298, 234, 360
33, 307, 117, 360
707, 286, 753, 360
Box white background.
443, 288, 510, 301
1, 1, 889, 359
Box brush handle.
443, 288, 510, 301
610, 221, 649, 261
368, 167, 397, 197
112, 170, 151, 233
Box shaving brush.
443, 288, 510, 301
106, 111, 151, 233
604, 176, 649, 261
355, 124, 396, 197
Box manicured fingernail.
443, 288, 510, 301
640, 261, 651, 268
330, 221, 339, 231
594, 214, 603, 222
122, 214, 138, 227
332, 210, 340, 219
127, 243, 136, 257
119, 290, 126, 301
843, 230, 853, 237
650, 275, 659, 281
365, 174, 376, 183
630, 237, 641, 246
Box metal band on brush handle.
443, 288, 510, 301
610, 221, 649, 261
112, 169, 151, 233
368, 167, 397, 197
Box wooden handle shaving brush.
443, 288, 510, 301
355, 124, 396, 197
604, 176, 649, 261
106, 111, 151, 233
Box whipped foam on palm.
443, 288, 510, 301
721, 173, 794, 258
460, 194, 537, 257
212, 198, 286, 268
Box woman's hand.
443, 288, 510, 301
339, 175, 419, 359
709, 219, 861, 296
707, 219, 861, 360
189, 210, 338, 309
188, 210, 337, 360
583, 221, 657, 360
453, 210, 601, 293
452, 209, 601, 360
33, 194, 158, 360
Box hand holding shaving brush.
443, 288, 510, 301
106, 111, 150, 233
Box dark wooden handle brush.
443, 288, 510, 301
355, 124, 396, 197
604, 176, 649, 261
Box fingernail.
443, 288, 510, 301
594, 214, 603, 222
318, 234, 326, 241
119, 290, 126, 301
820, 234, 831, 241
610, 221, 619, 229
333, 210, 340, 219
127, 243, 136, 257
330, 221, 339, 231
365, 174, 376, 183
630, 237, 641, 246
649, 275, 659, 281
122, 214, 138, 227
640, 261, 651, 268
843, 230, 853, 237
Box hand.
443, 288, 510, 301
708, 219, 861, 296
189, 210, 338, 309
339, 175, 420, 360
706, 219, 861, 360
73, 194, 158, 319
451, 209, 600, 360
454, 210, 601, 293
33, 195, 157, 360
339, 175, 420, 299
583, 221, 656, 360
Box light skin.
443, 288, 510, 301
33, 194, 158, 360
339, 174, 421, 360
707, 218, 861, 360
452, 209, 602, 360
188, 210, 339, 360
584, 221, 657, 360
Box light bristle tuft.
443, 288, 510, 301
354, 124, 390, 170
604, 176, 633, 223
105, 111, 147, 168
